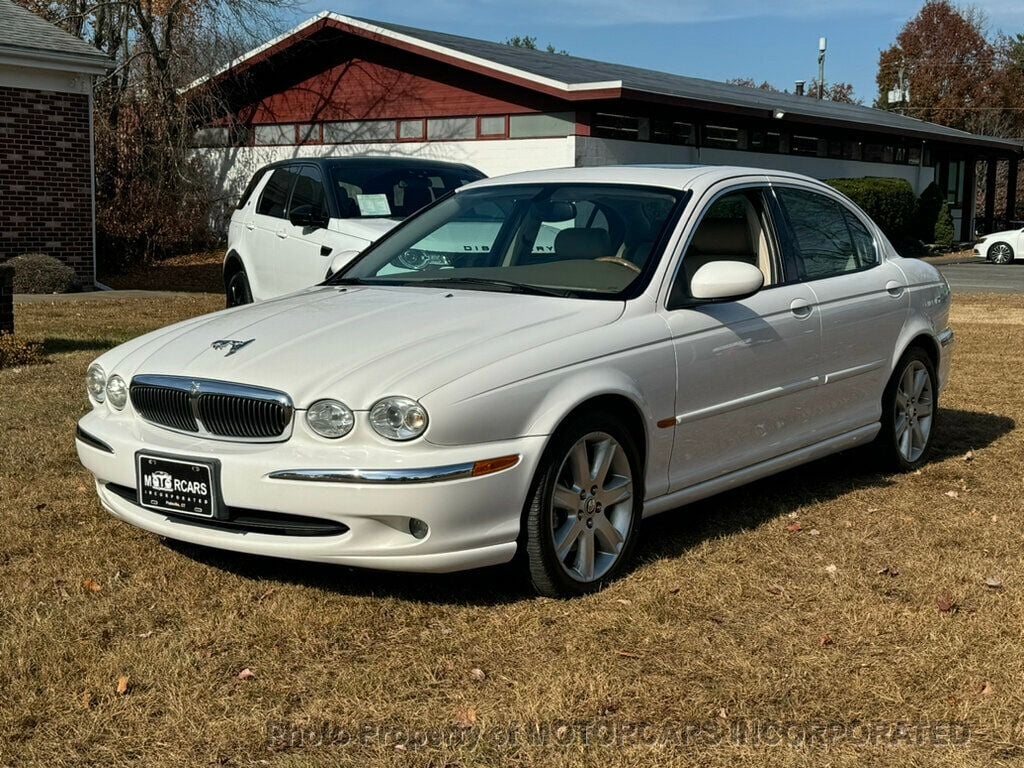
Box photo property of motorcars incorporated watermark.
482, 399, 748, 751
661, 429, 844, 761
267, 720, 971, 750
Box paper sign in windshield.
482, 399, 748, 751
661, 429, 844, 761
356, 194, 392, 217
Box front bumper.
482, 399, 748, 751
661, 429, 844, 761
75, 409, 546, 573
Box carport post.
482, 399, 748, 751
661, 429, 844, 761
1008, 158, 1019, 222
983, 158, 997, 234
0, 264, 13, 335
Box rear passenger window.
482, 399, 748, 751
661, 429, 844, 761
844, 209, 878, 267
290, 166, 328, 220
775, 187, 871, 280
256, 168, 297, 218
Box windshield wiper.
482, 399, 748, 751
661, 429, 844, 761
409, 277, 577, 298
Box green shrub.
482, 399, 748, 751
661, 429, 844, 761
6, 253, 78, 294
914, 182, 944, 243
825, 177, 917, 240
934, 203, 955, 249
0, 333, 44, 369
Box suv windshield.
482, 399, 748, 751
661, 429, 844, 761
332, 184, 684, 298
329, 163, 484, 220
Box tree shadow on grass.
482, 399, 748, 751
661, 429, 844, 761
167, 408, 1015, 605
40, 337, 121, 354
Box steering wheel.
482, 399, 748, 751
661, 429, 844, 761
595, 256, 642, 274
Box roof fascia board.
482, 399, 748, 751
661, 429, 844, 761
0, 45, 109, 75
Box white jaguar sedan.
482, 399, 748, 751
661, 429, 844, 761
76, 165, 954, 597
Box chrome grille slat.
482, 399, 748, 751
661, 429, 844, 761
129, 376, 293, 443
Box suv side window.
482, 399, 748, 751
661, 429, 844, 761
289, 165, 329, 221
256, 167, 297, 218
236, 168, 268, 210
774, 187, 873, 280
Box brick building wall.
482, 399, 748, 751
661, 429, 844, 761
0, 85, 93, 285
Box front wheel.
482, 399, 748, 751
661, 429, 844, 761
987, 242, 1015, 264
522, 415, 643, 597
226, 269, 253, 308
877, 347, 937, 471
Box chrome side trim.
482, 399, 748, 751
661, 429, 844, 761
823, 359, 884, 385
938, 328, 955, 347
268, 463, 479, 485
673, 376, 820, 425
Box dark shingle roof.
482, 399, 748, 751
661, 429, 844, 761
0, 0, 109, 65
364, 17, 1022, 153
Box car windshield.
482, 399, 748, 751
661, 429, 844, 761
329, 163, 484, 220
332, 184, 684, 298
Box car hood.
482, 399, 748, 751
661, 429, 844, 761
110, 286, 625, 409
328, 217, 401, 242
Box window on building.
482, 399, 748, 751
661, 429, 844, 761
775, 187, 872, 280
703, 125, 741, 149
748, 130, 781, 154
508, 112, 574, 139
297, 124, 320, 144
592, 113, 641, 141
427, 117, 476, 140
399, 119, 426, 140
324, 120, 397, 143
193, 127, 229, 147
651, 120, 695, 146
790, 134, 822, 156
479, 116, 507, 137
254, 125, 297, 146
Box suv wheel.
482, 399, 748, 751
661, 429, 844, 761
226, 269, 252, 308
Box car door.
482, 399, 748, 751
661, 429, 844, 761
771, 183, 910, 436
275, 164, 337, 294
249, 165, 299, 299
661, 183, 826, 492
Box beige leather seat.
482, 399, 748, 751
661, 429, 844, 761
681, 219, 758, 285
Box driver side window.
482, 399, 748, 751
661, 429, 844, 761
669, 188, 779, 307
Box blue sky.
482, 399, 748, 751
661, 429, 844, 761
280, 0, 1024, 104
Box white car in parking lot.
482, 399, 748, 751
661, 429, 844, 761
974, 226, 1023, 264
224, 157, 485, 305
78, 165, 954, 596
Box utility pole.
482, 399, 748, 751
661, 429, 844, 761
817, 37, 827, 99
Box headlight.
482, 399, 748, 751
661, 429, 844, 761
86, 363, 106, 403
306, 399, 355, 439
106, 375, 128, 410
369, 396, 428, 441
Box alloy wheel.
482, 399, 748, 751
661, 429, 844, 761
549, 431, 634, 582
989, 243, 1013, 264
894, 360, 934, 463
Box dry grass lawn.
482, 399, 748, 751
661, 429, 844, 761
1, 292, 1023, 767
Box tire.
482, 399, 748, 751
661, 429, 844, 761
226, 269, 252, 308
522, 413, 643, 597
877, 346, 938, 471
987, 242, 1015, 265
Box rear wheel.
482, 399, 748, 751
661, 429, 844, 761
987, 242, 1015, 264
522, 414, 643, 597
877, 347, 937, 471
226, 268, 252, 308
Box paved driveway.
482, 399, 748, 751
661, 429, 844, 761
938, 260, 1024, 295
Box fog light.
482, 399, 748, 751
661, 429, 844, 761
409, 518, 428, 539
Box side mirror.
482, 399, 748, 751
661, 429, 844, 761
327, 249, 362, 278
289, 205, 328, 229
690, 261, 764, 301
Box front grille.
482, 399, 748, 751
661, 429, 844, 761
129, 375, 293, 442
105, 483, 348, 537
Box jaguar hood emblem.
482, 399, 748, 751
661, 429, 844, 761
211, 339, 255, 357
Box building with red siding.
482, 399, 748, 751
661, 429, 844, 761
0, 0, 108, 286
189, 13, 1022, 240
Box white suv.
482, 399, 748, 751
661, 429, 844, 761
224, 157, 485, 305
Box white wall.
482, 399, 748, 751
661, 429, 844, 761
196, 137, 576, 217
0, 63, 91, 94
575, 137, 937, 194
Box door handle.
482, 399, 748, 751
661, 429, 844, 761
790, 298, 813, 319
885, 280, 905, 298
276, 230, 288, 239
244, 223, 255, 231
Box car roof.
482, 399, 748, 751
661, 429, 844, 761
261, 156, 483, 174
460, 164, 822, 192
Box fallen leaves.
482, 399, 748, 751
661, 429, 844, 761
81, 690, 93, 709
984, 576, 1004, 590
876, 565, 900, 578
453, 706, 477, 729
824, 564, 838, 583
936, 595, 958, 614
786, 522, 802, 534
819, 634, 834, 647
237, 668, 256, 681
981, 681, 995, 696
469, 667, 486, 682
82, 579, 102, 593
115, 675, 130, 696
